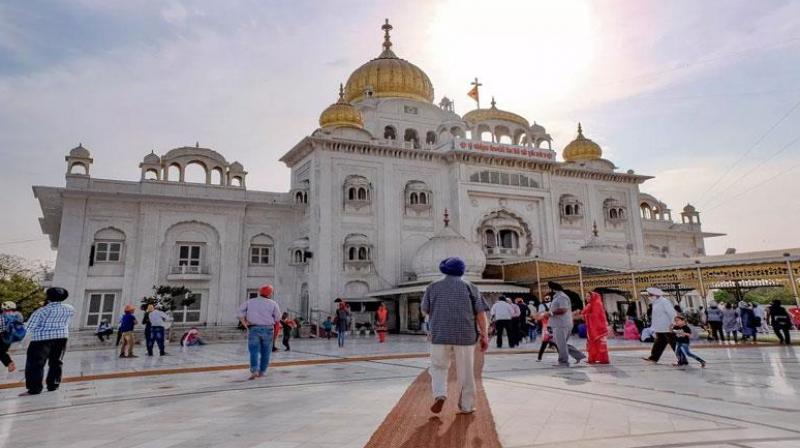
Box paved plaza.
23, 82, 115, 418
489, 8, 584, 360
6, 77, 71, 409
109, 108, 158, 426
0, 336, 798, 447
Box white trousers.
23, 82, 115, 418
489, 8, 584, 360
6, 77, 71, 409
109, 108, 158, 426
429, 343, 476, 411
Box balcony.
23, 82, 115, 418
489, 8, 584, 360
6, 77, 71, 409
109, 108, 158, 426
485, 247, 521, 258
167, 265, 211, 281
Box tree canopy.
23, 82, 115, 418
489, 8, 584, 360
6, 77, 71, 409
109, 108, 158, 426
0, 254, 52, 318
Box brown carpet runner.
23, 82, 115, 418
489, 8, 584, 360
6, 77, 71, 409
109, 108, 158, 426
364, 347, 502, 448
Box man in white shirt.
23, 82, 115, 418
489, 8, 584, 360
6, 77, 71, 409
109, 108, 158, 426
490, 296, 513, 348
147, 305, 171, 357
643, 287, 677, 363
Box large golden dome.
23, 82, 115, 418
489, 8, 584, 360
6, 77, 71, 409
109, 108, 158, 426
343, 20, 434, 104
319, 84, 364, 129
462, 98, 529, 128
563, 123, 603, 162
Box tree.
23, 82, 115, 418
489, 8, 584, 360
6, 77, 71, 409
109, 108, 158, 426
744, 287, 794, 305
140, 285, 194, 312
0, 254, 50, 318
713, 289, 732, 304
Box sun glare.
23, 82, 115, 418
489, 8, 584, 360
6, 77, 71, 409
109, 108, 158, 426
427, 0, 596, 114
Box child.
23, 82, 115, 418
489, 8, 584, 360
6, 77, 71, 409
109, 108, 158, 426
672, 315, 706, 368
280, 313, 294, 351
118, 305, 138, 358
0, 301, 24, 372
322, 316, 333, 339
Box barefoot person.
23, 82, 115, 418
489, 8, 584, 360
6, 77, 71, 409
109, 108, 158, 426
376, 302, 389, 343
422, 257, 490, 415
543, 282, 585, 367
643, 287, 677, 363
238, 284, 281, 380
582, 290, 610, 364
22, 287, 75, 395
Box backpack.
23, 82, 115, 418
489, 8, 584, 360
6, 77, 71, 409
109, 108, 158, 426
4, 319, 26, 344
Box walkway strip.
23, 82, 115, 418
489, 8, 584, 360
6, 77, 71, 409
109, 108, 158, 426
0, 342, 785, 390
364, 348, 502, 448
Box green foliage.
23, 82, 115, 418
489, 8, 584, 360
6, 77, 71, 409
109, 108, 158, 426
744, 287, 795, 305
140, 285, 193, 311
0, 254, 51, 318
713, 289, 732, 303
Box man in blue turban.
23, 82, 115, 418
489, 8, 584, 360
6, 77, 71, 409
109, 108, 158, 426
421, 257, 490, 415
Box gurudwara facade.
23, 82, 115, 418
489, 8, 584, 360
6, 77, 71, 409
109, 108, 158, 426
33, 21, 721, 334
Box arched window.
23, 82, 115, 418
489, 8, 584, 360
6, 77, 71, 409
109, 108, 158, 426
358, 247, 367, 260
425, 131, 436, 145
641, 204, 652, 219
343, 233, 371, 268
384, 126, 397, 140
499, 230, 519, 249
249, 234, 274, 266
498, 135, 513, 144
357, 187, 367, 200
565, 204, 574, 216
184, 161, 207, 184
410, 192, 418, 205
348, 247, 356, 261
404, 129, 419, 148
610, 209, 618, 219
419, 192, 428, 205
294, 250, 304, 264
69, 162, 88, 175
167, 164, 181, 182
144, 169, 159, 181
210, 167, 224, 185
480, 131, 493, 142
485, 230, 496, 248
344, 175, 371, 211
91, 227, 126, 264
348, 187, 356, 201
230, 176, 243, 187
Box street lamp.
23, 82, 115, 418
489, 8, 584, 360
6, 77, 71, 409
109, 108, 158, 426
577, 259, 585, 298
785, 253, 800, 308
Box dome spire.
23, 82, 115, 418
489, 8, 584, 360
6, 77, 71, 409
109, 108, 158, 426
490, 96, 496, 109
379, 19, 397, 58
338, 83, 345, 102
577, 122, 584, 137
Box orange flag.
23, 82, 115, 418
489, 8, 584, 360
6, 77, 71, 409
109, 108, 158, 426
467, 85, 479, 102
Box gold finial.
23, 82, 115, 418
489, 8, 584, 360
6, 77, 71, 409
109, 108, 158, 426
380, 19, 396, 57
577, 122, 583, 137
490, 96, 496, 108
338, 83, 345, 101
444, 208, 450, 227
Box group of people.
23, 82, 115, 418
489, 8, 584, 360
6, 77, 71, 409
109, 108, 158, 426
643, 287, 707, 367
705, 299, 793, 345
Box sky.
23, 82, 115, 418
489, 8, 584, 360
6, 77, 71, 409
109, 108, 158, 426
1, 0, 799, 264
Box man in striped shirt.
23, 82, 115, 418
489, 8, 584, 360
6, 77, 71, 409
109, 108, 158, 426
22, 287, 75, 395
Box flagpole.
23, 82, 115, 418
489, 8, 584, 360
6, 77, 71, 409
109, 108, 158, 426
470, 77, 482, 109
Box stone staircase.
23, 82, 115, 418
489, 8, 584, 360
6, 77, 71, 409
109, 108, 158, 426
61, 325, 248, 351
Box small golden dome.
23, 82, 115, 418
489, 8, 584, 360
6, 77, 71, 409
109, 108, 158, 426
319, 84, 364, 129
563, 123, 602, 162
462, 97, 529, 128
343, 19, 434, 104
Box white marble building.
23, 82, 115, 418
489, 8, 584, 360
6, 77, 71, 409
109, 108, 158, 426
33, 21, 720, 333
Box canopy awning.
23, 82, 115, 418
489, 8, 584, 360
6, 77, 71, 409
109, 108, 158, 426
367, 281, 529, 297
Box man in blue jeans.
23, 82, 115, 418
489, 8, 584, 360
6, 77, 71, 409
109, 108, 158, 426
238, 284, 281, 380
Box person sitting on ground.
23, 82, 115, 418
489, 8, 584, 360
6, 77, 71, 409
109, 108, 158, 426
0, 301, 24, 372
624, 317, 641, 341
95, 319, 113, 342
322, 316, 333, 339
181, 327, 205, 347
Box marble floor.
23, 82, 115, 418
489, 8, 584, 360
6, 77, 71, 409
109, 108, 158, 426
0, 337, 798, 447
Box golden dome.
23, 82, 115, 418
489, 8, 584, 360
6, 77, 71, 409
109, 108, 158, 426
319, 84, 364, 129
343, 20, 434, 104
563, 123, 603, 162
462, 97, 529, 128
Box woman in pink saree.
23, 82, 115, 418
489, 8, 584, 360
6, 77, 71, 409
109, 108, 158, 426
582, 291, 610, 364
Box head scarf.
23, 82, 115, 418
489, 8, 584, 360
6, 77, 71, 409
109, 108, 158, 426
439, 257, 466, 276
547, 281, 563, 292
646, 287, 665, 297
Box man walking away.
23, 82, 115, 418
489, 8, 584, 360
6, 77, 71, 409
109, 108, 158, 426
516, 298, 531, 344
643, 287, 677, 363
705, 301, 724, 342
508, 297, 521, 347
238, 284, 281, 380
22, 287, 75, 396
147, 305, 171, 356
422, 257, 490, 415
543, 282, 585, 367
491, 296, 513, 348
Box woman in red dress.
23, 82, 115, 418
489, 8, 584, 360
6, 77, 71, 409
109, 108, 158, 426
582, 290, 610, 364
376, 303, 389, 343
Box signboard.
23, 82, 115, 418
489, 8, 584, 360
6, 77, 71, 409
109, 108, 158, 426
454, 138, 555, 161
